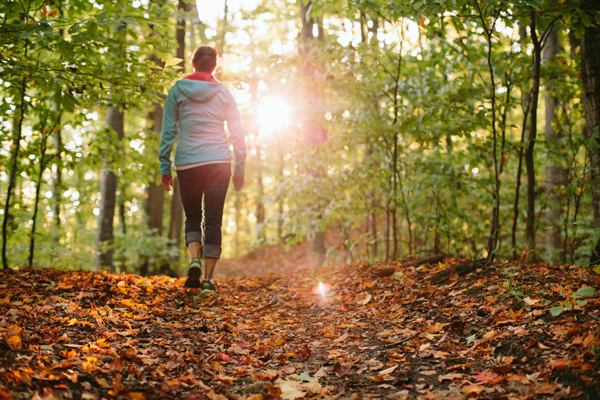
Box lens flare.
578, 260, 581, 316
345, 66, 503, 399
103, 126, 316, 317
311, 282, 331, 295
257, 96, 291, 134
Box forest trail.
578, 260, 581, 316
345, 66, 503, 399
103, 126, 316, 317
0, 260, 599, 400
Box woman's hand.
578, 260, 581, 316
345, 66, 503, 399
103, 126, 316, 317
161, 175, 173, 191
233, 175, 244, 191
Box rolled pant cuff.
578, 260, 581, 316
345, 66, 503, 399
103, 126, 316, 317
185, 231, 203, 246
204, 244, 222, 259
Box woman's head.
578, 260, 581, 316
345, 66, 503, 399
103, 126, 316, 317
192, 46, 218, 73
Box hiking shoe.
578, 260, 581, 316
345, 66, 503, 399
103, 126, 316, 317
184, 258, 202, 288
201, 279, 217, 294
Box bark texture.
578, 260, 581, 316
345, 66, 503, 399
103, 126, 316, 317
299, 0, 327, 268
581, 20, 600, 265
525, 12, 542, 264
96, 106, 123, 270
544, 29, 566, 264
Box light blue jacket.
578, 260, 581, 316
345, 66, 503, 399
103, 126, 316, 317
159, 79, 246, 177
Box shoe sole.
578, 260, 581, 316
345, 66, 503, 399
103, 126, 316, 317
185, 266, 202, 288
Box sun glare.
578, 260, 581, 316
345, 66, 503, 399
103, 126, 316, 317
256, 96, 291, 135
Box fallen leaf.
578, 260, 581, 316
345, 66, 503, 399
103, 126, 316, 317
297, 371, 317, 382
7, 335, 22, 351
206, 391, 228, 400
419, 370, 437, 376
215, 375, 236, 384
474, 370, 499, 382
535, 383, 558, 394
462, 385, 485, 395
379, 365, 398, 375
314, 366, 327, 378
360, 293, 372, 305
334, 333, 349, 343
438, 373, 463, 382
275, 379, 306, 400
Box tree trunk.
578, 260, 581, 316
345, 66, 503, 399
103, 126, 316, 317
581, 18, 600, 265
544, 29, 566, 264
256, 161, 265, 240
525, 12, 542, 264
365, 137, 378, 260
2, 32, 28, 269
299, 0, 326, 268
29, 128, 51, 267
165, 0, 186, 267
96, 106, 123, 271
52, 119, 62, 230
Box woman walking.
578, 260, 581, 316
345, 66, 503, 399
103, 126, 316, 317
159, 46, 246, 293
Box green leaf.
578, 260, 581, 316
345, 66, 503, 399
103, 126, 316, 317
63, 92, 81, 107
87, 22, 98, 37
166, 57, 183, 67
565, 303, 573, 310
19, 31, 34, 38
466, 334, 476, 345
576, 300, 588, 307
68, 23, 80, 34
550, 306, 564, 316
98, 11, 108, 22
61, 93, 75, 113
121, 17, 138, 26
573, 287, 594, 298
297, 371, 318, 382
54, 89, 62, 106
161, 52, 173, 63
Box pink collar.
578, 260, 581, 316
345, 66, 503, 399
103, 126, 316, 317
184, 71, 219, 83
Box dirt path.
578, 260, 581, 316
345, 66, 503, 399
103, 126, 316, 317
0, 261, 599, 399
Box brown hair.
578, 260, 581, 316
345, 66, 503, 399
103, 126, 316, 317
192, 46, 218, 73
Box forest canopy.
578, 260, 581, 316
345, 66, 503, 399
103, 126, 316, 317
1, 0, 600, 274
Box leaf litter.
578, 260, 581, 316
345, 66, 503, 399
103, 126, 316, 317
0, 259, 599, 399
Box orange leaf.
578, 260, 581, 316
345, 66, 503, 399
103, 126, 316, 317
7, 336, 22, 351
215, 375, 235, 384
462, 385, 485, 395
474, 370, 498, 382
48, 10, 59, 17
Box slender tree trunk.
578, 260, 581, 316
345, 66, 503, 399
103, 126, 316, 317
96, 106, 123, 270
165, 0, 186, 267
365, 137, 378, 260
512, 96, 531, 260
581, 18, 600, 265
474, 2, 501, 261
2, 74, 27, 270
525, 12, 542, 263
141, 127, 165, 275
29, 129, 51, 267
256, 160, 265, 240
52, 118, 62, 230
217, 0, 228, 56
544, 29, 565, 264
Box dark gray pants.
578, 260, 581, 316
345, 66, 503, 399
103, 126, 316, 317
176, 163, 231, 259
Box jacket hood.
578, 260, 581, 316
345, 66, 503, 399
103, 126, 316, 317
175, 79, 223, 102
